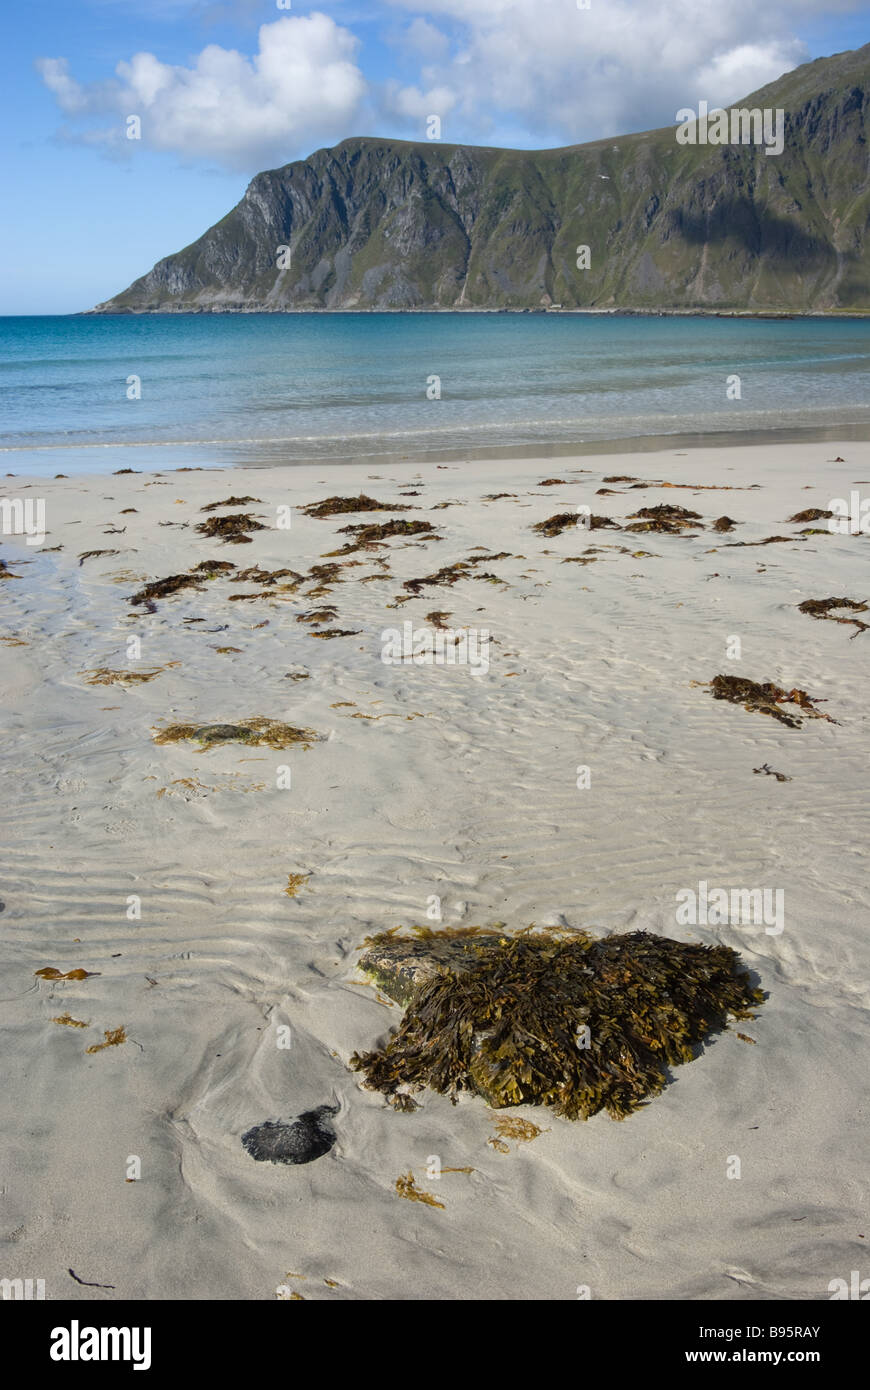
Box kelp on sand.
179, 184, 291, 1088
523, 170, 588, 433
699, 674, 836, 728
798, 597, 868, 637
351, 928, 762, 1120
153, 718, 321, 749
301, 494, 412, 519
195, 513, 267, 544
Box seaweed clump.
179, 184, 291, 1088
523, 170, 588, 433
532, 513, 618, 537
301, 494, 412, 519
81, 664, 177, 687
195, 513, 266, 544
328, 519, 437, 554
153, 718, 321, 749
200, 496, 261, 511
703, 674, 835, 727
625, 504, 702, 534
787, 508, 834, 523
798, 597, 868, 637
351, 928, 762, 1121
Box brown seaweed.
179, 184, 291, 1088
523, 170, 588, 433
724, 536, 801, 548
787, 508, 834, 523
797, 597, 868, 636
352, 928, 762, 1120
153, 718, 321, 749
301, 494, 412, 519
81, 664, 178, 687
532, 513, 618, 537
328, 519, 437, 554
703, 674, 835, 728
231, 566, 301, 586
395, 1173, 445, 1208
85, 1027, 127, 1053
78, 550, 121, 566
426, 610, 452, 629
195, 513, 267, 544
129, 573, 204, 607
35, 967, 100, 981
296, 606, 338, 624
193, 560, 237, 577
753, 764, 793, 782
625, 504, 703, 534
201, 496, 261, 511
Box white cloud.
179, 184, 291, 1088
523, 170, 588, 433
38, 14, 367, 170
377, 0, 865, 146
401, 18, 452, 63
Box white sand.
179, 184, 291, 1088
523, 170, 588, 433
0, 440, 867, 1301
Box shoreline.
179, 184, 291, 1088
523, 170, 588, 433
4, 420, 870, 479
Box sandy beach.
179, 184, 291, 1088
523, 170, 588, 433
1, 438, 868, 1302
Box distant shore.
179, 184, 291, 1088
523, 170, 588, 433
81, 305, 870, 318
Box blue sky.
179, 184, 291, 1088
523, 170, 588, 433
1, 0, 868, 314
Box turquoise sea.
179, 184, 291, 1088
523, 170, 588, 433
1, 313, 869, 475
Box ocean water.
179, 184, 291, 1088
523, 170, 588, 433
1, 312, 869, 475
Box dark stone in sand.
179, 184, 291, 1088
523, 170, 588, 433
241, 1105, 338, 1166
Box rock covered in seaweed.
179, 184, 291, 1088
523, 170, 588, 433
351, 928, 763, 1120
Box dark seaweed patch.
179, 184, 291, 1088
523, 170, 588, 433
242, 1105, 338, 1165
625, 504, 702, 534
798, 597, 868, 636
787, 508, 834, 523
129, 573, 204, 608
703, 674, 835, 728
753, 764, 792, 782
328, 519, 438, 554
532, 513, 618, 537
351, 929, 762, 1120
78, 550, 121, 566
195, 513, 267, 544
153, 718, 321, 749
200, 496, 261, 512
301, 494, 413, 519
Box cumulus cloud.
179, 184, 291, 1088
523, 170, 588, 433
379, 0, 865, 146
37, 13, 367, 170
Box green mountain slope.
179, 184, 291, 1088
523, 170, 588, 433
91, 42, 870, 313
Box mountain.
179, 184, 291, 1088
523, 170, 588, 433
91, 43, 870, 314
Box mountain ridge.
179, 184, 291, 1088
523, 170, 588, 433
91, 41, 870, 314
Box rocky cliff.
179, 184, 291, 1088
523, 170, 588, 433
91, 42, 870, 313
